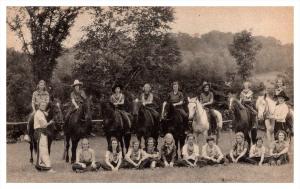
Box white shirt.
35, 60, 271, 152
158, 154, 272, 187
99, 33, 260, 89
249, 144, 265, 157
273, 103, 289, 122
202, 144, 224, 159
34, 110, 47, 129
182, 144, 199, 161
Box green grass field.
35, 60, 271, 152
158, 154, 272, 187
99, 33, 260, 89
6, 131, 293, 183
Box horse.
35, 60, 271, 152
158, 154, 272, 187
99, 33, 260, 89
229, 95, 257, 145
256, 94, 294, 143
132, 99, 160, 146
100, 101, 132, 156
187, 97, 223, 144
63, 96, 93, 164
160, 101, 188, 155
28, 98, 64, 163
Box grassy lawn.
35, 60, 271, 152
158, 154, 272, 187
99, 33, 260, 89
6, 131, 293, 183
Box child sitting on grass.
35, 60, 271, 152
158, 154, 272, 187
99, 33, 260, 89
140, 137, 160, 169
72, 138, 101, 172
123, 140, 144, 169
160, 133, 177, 168
269, 130, 289, 166
201, 136, 225, 165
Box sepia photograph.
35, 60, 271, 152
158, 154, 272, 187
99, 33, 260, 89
6, 6, 294, 183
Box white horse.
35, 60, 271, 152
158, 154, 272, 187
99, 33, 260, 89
256, 95, 277, 143
256, 94, 294, 143
187, 97, 223, 144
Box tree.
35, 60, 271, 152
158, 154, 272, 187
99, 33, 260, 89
7, 7, 81, 83
7, 48, 34, 121
73, 7, 180, 98
228, 30, 262, 81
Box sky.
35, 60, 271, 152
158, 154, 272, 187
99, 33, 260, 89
7, 7, 293, 51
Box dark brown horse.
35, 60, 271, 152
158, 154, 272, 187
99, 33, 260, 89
160, 102, 188, 155
63, 96, 93, 163
229, 95, 257, 145
28, 98, 64, 163
132, 100, 160, 147
100, 101, 132, 156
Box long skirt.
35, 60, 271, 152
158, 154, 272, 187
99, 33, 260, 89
34, 130, 51, 171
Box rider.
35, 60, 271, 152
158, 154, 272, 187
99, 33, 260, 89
240, 81, 257, 128
166, 81, 188, 130
64, 80, 86, 122
140, 83, 160, 124
25, 80, 50, 142
274, 78, 287, 97
110, 84, 131, 133
199, 81, 216, 130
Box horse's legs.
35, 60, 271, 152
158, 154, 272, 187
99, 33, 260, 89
71, 138, 79, 164
265, 119, 274, 144
124, 133, 131, 153
48, 138, 52, 155
250, 127, 257, 145
64, 135, 70, 163
179, 134, 186, 157
29, 141, 34, 163
173, 135, 180, 159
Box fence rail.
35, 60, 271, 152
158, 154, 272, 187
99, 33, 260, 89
7, 119, 232, 126
6, 119, 105, 127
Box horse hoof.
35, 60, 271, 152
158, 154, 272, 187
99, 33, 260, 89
30, 159, 33, 164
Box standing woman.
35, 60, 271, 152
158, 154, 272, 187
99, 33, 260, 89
34, 101, 55, 173
268, 91, 290, 138
25, 80, 50, 141
110, 84, 131, 133
101, 137, 123, 171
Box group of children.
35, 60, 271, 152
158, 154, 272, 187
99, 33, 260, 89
72, 129, 290, 173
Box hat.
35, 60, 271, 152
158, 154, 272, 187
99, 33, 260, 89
72, 80, 83, 87
275, 91, 289, 101
112, 84, 123, 92
202, 81, 210, 90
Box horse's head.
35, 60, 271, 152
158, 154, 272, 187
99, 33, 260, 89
132, 98, 142, 116
83, 96, 93, 121
161, 101, 174, 120
187, 97, 197, 120
256, 96, 267, 120
49, 98, 64, 131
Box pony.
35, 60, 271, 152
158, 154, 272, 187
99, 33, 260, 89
256, 94, 294, 143
229, 94, 257, 145
28, 98, 64, 163
187, 97, 223, 144
63, 96, 93, 164
160, 101, 188, 155
131, 99, 159, 147
100, 101, 132, 156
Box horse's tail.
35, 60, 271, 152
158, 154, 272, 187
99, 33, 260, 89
214, 110, 223, 129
